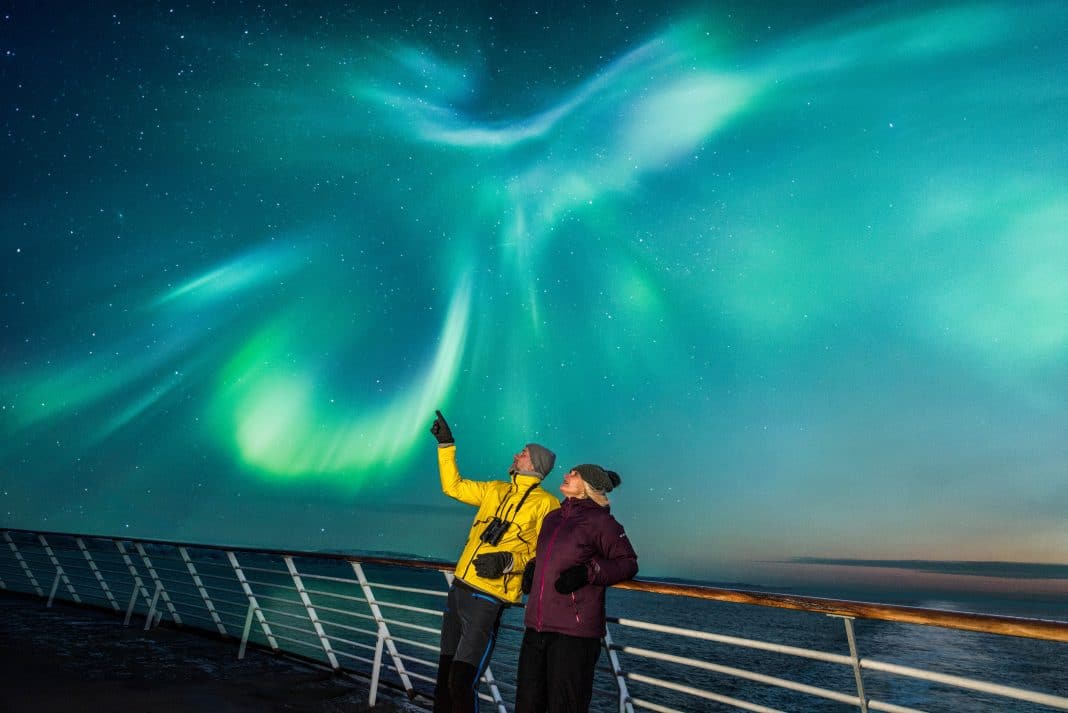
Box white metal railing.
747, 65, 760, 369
0, 527, 1066, 712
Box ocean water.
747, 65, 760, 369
588, 585, 1068, 712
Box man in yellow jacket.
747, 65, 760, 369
430, 410, 560, 713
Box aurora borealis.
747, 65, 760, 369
2, 1, 1066, 586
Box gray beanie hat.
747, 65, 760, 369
573, 464, 621, 492
525, 443, 556, 478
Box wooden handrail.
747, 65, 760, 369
616, 579, 1068, 644
4, 527, 1066, 643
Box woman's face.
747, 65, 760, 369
560, 469, 586, 499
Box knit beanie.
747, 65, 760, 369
604, 469, 622, 490
573, 463, 621, 492
525, 443, 556, 478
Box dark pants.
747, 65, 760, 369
434, 579, 506, 713
514, 628, 603, 713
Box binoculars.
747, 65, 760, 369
479, 517, 511, 546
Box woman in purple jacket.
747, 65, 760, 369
515, 464, 638, 713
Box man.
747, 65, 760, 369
431, 410, 561, 713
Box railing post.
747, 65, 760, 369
38, 535, 81, 605
123, 587, 142, 630
134, 542, 182, 627
178, 546, 227, 636
115, 540, 153, 626
226, 551, 278, 653
4, 531, 44, 596
603, 626, 635, 713
47, 570, 63, 607
283, 556, 340, 670
145, 581, 164, 630
239, 601, 262, 660
77, 537, 120, 611
351, 562, 415, 701
370, 625, 386, 706
480, 667, 508, 713
832, 615, 869, 713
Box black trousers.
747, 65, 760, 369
514, 628, 603, 713
434, 580, 506, 713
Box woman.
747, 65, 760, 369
515, 464, 639, 713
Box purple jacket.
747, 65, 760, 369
524, 497, 638, 639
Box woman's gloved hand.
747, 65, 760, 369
554, 564, 588, 594
521, 559, 536, 594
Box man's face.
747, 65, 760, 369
512, 446, 534, 473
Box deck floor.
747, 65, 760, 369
0, 590, 423, 712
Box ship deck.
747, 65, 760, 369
0, 591, 415, 712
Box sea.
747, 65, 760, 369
582, 584, 1068, 712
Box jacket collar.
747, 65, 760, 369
512, 472, 544, 487
562, 496, 608, 513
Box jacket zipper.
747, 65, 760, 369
462, 479, 520, 583
536, 506, 568, 630
537, 500, 573, 630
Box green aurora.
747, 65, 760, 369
2, 0, 1066, 584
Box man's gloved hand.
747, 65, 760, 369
554, 564, 588, 594
430, 410, 454, 444
521, 559, 536, 594
473, 552, 513, 579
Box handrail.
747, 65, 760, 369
6, 526, 1064, 643
1, 526, 1066, 712
614, 579, 1068, 643
0, 526, 457, 572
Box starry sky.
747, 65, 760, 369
2, 0, 1066, 587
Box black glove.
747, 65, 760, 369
521, 559, 536, 594
473, 552, 513, 579
555, 564, 589, 594
430, 409, 454, 444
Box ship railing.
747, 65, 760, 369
1, 528, 1066, 712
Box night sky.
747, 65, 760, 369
2, 1, 1066, 587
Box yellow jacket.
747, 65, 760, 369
438, 444, 560, 603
